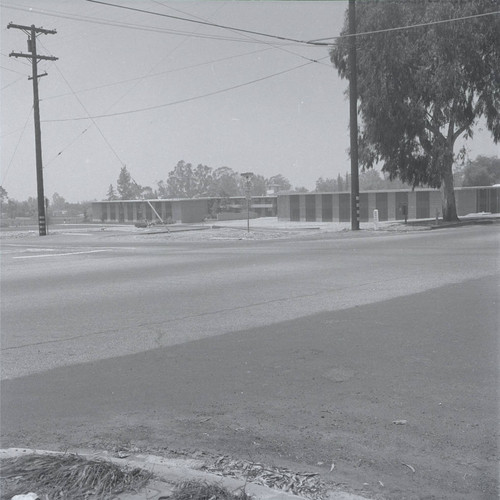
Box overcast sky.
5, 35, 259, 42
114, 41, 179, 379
1, 0, 498, 202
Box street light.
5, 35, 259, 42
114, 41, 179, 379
241, 172, 253, 233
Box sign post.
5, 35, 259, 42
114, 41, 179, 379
241, 172, 253, 233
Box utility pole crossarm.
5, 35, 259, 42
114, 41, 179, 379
7, 23, 56, 35
9, 51, 58, 61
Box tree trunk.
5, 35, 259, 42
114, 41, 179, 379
440, 152, 459, 222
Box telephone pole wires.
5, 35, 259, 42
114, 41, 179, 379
8, 23, 58, 236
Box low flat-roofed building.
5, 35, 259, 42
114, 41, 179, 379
277, 186, 499, 222
92, 187, 498, 224
91, 195, 277, 224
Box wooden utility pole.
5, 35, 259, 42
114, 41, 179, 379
348, 0, 360, 230
8, 23, 57, 236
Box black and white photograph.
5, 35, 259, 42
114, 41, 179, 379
1, 1, 499, 499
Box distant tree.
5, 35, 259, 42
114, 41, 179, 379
107, 184, 118, 200
117, 166, 137, 200
359, 170, 385, 191
462, 156, 500, 186
193, 164, 213, 197
0, 186, 7, 219
7, 199, 17, 218
344, 172, 350, 191
330, 0, 499, 221
140, 186, 157, 199
380, 172, 413, 190
210, 166, 240, 197
315, 177, 337, 192
337, 174, 344, 192
267, 174, 291, 192
160, 162, 214, 198
166, 161, 198, 198
157, 180, 168, 199
16, 197, 37, 217
245, 174, 267, 196
52, 192, 67, 211
294, 186, 309, 193
0, 185, 8, 205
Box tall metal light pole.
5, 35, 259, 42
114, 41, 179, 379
348, 0, 360, 230
8, 23, 58, 236
241, 172, 253, 233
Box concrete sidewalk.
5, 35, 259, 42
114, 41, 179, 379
0, 448, 372, 500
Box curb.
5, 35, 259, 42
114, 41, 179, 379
143, 226, 210, 235
0, 449, 372, 500
428, 219, 496, 229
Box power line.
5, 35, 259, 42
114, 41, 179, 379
95, 1, 231, 116
86, 0, 500, 46
36, 2, 329, 101
1, 105, 33, 186
39, 3, 232, 167
42, 56, 330, 123
3, 3, 298, 46
147, 0, 331, 66
42, 44, 127, 168
41, 47, 275, 101
308, 9, 500, 43
85, 0, 330, 46
0, 65, 29, 77
1, 125, 29, 138
44, 128, 90, 169
1, 74, 26, 91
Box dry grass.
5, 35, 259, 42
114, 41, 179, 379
0, 453, 151, 499
171, 480, 252, 500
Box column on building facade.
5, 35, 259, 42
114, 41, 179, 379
387, 192, 397, 221
315, 194, 322, 222
299, 195, 306, 221
408, 192, 417, 220
332, 193, 340, 222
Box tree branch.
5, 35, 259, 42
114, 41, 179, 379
424, 118, 439, 137
452, 123, 470, 143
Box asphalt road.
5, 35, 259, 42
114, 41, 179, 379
1, 225, 498, 499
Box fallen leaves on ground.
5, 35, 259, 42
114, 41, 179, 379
203, 456, 325, 499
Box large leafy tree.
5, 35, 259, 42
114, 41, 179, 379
331, 0, 499, 221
